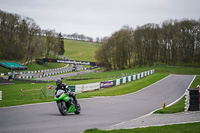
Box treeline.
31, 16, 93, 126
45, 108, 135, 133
64, 33, 108, 44
64, 33, 94, 42
0, 10, 65, 64
96, 19, 200, 70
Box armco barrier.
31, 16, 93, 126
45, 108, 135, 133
100, 81, 113, 88
46, 69, 154, 96
112, 69, 154, 87
75, 82, 100, 93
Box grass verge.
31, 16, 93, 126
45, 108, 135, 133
154, 96, 185, 114
84, 122, 200, 133
0, 73, 167, 107
0, 65, 199, 107
77, 73, 168, 98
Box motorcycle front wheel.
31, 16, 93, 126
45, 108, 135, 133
57, 101, 68, 115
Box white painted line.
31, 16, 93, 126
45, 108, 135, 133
166, 75, 196, 107
123, 121, 200, 129
1, 101, 55, 109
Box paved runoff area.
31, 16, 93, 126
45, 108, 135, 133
106, 111, 200, 130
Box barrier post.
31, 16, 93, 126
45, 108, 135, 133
0, 91, 2, 100
40, 86, 43, 99
20, 89, 22, 100
163, 101, 165, 109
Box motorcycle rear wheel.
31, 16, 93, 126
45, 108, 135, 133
57, 101, 68, 115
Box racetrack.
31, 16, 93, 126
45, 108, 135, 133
0, 74, 195, 133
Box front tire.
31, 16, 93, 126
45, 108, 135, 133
74, 103, 81, 114
57, 101, 68, 115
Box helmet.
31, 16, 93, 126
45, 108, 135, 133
56, 78, 62, 86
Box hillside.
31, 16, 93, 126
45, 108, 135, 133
64, 39, 99, 62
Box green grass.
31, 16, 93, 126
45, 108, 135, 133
154, 96, 185, 114
154, 65, 200, 75
64, 65, 200, 86
64, 39, 99, 62
77, 73, 168, 98
84, 122, 200, 133
0, 65, 199, 107
190, 75, 200, 88
0, 73, 167, 107
0, 81, 56, 107
26, 62, 66, 71
0, 67, 9, 73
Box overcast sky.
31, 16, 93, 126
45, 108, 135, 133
0, 0, 199, 39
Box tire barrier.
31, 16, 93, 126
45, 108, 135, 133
185, 88, 200, 111
46, 69, 155, 96
185, 89, 190, 111
112, 70, 154, 86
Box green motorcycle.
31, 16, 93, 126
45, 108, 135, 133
54, 90, 81, 115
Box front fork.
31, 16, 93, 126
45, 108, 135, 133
57, 101, 67, 110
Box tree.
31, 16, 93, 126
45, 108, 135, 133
96, 37, 100, 43
0, 10, 43, 62
96, 18, 200, 69
43, 29, 59, 58
58, 32, 65, 55
95, 26, 133, 70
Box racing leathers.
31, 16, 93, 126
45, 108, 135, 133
55, 83, 78, 104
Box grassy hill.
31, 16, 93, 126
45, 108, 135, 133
0, 39, 98, 73
64, 39, 99, 62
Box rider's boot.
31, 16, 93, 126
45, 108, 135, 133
73, 97, 78, 105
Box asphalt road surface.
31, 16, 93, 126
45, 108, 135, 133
0, 74, 195, 133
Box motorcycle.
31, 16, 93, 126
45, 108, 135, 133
54, 90, 81, 115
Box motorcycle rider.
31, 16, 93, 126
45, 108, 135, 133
55, 78, 78, 105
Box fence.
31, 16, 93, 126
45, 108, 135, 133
46, 69, 155, 96
46, 85, 78, 97
46, 85, 56, 97
20, 86, 45, 99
